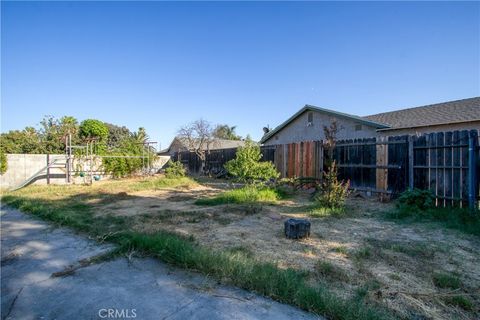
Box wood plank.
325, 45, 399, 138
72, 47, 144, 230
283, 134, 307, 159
376, 136, 388, 192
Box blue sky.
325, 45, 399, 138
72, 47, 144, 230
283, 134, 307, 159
2, 1, 479, 148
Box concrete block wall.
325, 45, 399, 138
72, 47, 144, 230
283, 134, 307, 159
0, 154, 172, 189
1, 154, 68, 189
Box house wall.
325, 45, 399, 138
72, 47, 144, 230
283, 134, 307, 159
263, 111, 378, 145
378, 121, 480, 137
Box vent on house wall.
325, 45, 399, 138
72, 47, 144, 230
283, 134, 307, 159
307, 112, 313, 127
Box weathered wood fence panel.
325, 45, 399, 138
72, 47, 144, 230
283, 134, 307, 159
174, 148, 238, 175
334, 138, 378, 190
412, 129, 478, 208
267, 141, 323, 179
172, 130, 479, 207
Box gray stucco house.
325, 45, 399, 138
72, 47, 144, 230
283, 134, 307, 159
260, 97, 480, 145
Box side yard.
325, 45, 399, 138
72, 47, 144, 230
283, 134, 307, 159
2, 176, 479, 320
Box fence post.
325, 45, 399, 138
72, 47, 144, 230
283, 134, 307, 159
376, 137, 388, 193
468, 131, 478, 210
408, 136, 414, 190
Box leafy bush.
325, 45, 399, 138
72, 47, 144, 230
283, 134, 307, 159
0, 148, 7, 174
165, 160, 186, 178
102, 137, 156, 178
397, 188, 435, 212
388, 188, 480, 236
314, 161, 350, 209
224, 140, 279, 183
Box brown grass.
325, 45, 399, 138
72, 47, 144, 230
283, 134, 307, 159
6, 176, 480, 319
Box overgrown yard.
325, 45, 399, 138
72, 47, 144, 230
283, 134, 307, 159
2, 176, 479, 320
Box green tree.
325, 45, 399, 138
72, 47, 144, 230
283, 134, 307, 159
105, 123, 131, 148
132, 127, 148, 144
213, 124, 241, 140
39, 115, 79, 153
79, 119, 109, 142
0, 128, 45, 154
224, 139, 279, 183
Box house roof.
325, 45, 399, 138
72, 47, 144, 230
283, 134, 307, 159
260, 104, 389, 144
159, 137, 247, 154
364, 97, 480, 131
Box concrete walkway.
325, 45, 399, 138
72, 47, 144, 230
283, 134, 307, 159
1, 207, 320, 320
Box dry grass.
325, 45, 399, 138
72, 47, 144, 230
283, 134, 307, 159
4, 177, 480, 319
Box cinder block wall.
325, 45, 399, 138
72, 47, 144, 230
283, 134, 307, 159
0, 154, 171, 189
1, 154, 67, 189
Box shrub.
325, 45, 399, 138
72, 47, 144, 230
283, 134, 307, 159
102, 138, 156, 178
165, 160, 186, 178
397, 188, 435, 212
0, 148, 7, 174
314, 161, 350, 209
224, 140, 279, 183
388, 190, 480, 236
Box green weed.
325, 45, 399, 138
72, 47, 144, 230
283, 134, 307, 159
195, 186, 283, 206
1, 191, 396, 320
432, 272, 462, 289
444, 295, 474, 311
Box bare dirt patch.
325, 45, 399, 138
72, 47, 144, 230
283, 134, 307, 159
92, 184, 479, 320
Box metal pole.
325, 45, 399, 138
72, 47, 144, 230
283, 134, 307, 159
90, 141, 94, 184
142, 144, 145, 173
65, 135, 69, 183
46, 154, 50, 185
68, 133, 72, 183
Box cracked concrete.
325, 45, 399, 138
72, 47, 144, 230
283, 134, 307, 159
1, 207, 321, 320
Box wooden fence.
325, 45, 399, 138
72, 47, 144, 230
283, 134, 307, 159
173, 129, 479, 208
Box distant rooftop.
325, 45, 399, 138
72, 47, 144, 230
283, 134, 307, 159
364, 97, 480, 130
159, 137, 247, 154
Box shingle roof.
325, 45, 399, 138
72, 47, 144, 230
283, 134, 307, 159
363, 97, 480, 130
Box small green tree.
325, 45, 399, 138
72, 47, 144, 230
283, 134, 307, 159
0, 148, 7, 175
224, 140, 279, 183
79, 119, 109, 142
315, 161, 350, 209
165, 160, 186, 178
